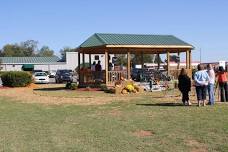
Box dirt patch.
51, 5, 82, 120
186, 139, 208, 152
27, 83, 39, 89
0, 85, 139, 105
0, 86, 10, 89
77, 88, 102, 91
132, 130, 154, 137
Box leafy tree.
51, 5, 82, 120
114, 54, 156, 67
1, 40, 38, 57
60, 47, 75, 61
1, 44, 25, 57
154, 54, 163, 70
0, 49, 3, 57
115, 54, 127, 66
170, 55, 180, 63
20, 40, 38, 56
37, 46, 54, 57
131, 54, 154, 65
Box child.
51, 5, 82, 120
178, 68, 191, 105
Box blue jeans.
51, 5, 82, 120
208, 84, 215, 105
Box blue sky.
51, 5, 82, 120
0, 0, 228, 62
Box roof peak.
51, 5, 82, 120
95, 33, 174, 37
79, 33, 193, 48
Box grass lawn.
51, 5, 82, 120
0, 94, 228, 152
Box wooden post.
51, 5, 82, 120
167, 51, 170, 75
157, 54, 160, 70
127, 51, 131, 79
89, 54, 91, 67
141, 52, 144, 68
177, 52, 180, 70
105, 50, 108, 84
186, 50, 189, 69
189, 50, 192, 69
78, 51, 81, 85
82, 53, 85, 68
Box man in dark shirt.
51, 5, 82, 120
95, 61, 102, 71
95, 61, 102, 79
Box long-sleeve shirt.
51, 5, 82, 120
178, 75, 191, 92
194, 70, 210, 86
207, 69, 215, 84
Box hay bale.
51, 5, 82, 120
115, 86, 123, 94
121, 89, 128, 94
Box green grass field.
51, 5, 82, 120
0, 95, 228, 152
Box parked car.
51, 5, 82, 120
32, 70, 42, 74
49, 70, 57, 78
131, 68, 142, 81
131, 68, 153, 82
55, 69, 73, 83
33, 72, 49, 84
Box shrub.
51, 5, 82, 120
65, 82, 71, 89
0, 71, 6, 77
65, 82, 78, 90
100, 84, 108, 91
70, 83, 78, 90
1, 71, 32, 87
104, 88, 115, 94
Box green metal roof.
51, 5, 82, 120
0, 56, 60, 64
79, 33, 193, 48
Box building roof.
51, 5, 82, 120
0, 56, 61, 64
79, 33, 194, 48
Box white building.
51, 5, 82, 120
0, 52, 109, 72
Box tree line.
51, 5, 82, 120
0, 40, 75, 61
0, 40, 179, 64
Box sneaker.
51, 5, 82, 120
188, 101, 192, 106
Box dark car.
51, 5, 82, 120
55, 69, 73, 83
131, 68, 154, 82
131, 68, 142, 81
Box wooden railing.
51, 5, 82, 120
79, 70, 127, 86
107, 71, 127, 86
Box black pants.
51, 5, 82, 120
219, 82, 228, 102
181, 91, 189, 103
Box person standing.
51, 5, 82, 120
217, 66, 228, 102
95, 60, 102, 80
194, 64, 210, 107
91, 61, 96, 80
178, 68, 191, 106
207, 64, 215, 105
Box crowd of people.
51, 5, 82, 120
178, 64, 228, 106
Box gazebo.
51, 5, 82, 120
77, 33, 194, 86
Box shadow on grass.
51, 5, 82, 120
152, 95, 180, 99
33, 87, 66, 91
136, 103, 183, 107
